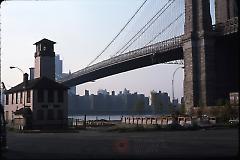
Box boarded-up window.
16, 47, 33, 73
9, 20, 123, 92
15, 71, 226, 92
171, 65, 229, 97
57, 90, 64, 103
16, 92, 18, 104
47, 109, 54, 120
12, 93, 14, 104
48, 90, 54, 103
5, 94, 9, 105
54, 105, 60, 108
38, 90, 44, 102
27, 90, 31, 103
20, 92, 23, 103
5, 111, 9, 121
41, 105, 48, 108
57, 110, 63, 120
37, 110, 44, 120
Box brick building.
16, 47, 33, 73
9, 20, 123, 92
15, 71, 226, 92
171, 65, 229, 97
4, 38, 68, 129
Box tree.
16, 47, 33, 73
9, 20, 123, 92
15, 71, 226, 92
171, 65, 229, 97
168, 104, 175, 115
216, 99, 225, 106
179, 103, 186, 115
216, 100, 235, 122
196, 107, 203, 117
209, 107, 220, 117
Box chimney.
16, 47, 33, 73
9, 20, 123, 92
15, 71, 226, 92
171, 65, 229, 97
23, 73, 29, 87
29, 67, 35, 80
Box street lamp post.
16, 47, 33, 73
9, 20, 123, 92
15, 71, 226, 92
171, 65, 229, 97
172, 66, 184, 104
10, 66, 24, 74
9, 66, 25, 107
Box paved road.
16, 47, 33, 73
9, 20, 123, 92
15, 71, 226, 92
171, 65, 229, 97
1, 128, 239, 159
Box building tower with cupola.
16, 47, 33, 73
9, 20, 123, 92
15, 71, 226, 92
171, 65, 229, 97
34, 38, 56, 80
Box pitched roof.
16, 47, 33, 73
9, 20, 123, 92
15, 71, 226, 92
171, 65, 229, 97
33, 38, 56, 45
5, 77, 68, 94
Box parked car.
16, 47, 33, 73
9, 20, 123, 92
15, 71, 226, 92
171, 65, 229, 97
178, 116, 192, 126
229, 118, 239, 125
209, 117, 216, 124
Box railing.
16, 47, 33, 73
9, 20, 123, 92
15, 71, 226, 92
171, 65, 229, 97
213, 17, 238, 35
121, 116, 173, 125
122, 116, 194, 126
58, 35, 183, 83
68, 118, 120, 128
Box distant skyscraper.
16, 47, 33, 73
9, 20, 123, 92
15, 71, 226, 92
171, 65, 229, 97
123, 88, 130, 95
55, 54, 63, 80
112, 91, 115, 96
85, 90, 89, 96
97, 89, 109, 96
150, 91, 171, 114
55, 55, 76, 95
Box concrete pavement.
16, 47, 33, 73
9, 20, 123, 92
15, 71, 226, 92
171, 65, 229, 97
1, 128, 239, 159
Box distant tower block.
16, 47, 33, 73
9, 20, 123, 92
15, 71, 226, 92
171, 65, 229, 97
34, 38, 56, 80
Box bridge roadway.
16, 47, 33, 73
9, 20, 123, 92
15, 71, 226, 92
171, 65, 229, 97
58, 18, 238, 87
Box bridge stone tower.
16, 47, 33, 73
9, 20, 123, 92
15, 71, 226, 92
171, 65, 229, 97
215, 0, 238, 24
183, 0, 216, 112
34, 38, 56, 80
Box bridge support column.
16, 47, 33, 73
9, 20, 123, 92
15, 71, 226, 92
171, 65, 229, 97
183, 0, 216, 113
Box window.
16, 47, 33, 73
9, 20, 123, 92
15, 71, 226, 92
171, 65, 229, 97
5, 111, 9, 121
48, 90, 54, 103
38, 90, 44, 102
27, 90, 31, 103
54, 105, 60, 108
12, 93, 14, 104
20, 92, 23, 104
5, 94, 9, 105
16, 92, 18, 104
37, 110, 44, 120
41, 105, 48, 108
57, 110, 63, 120
47, 109, 54, 120
39, 44, 41, 51
57, 90, 64, 103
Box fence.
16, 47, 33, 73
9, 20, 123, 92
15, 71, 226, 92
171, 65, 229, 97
121, 116, 176, 125
68, 118, 120, 128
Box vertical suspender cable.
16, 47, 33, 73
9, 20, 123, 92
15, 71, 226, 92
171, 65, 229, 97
116, 0, 175, 56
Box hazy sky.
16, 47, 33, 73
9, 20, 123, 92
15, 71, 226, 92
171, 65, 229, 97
1, 0, 215, 100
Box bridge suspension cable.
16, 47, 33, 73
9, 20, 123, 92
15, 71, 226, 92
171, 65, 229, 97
144, 12, 184, 47
86, 0, 148, 67
112, 0, 175, 57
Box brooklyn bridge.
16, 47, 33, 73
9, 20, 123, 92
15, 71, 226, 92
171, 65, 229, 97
57, 0, 238, 112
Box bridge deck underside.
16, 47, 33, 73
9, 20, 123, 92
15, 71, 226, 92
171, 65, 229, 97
63, 47, 183, 87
